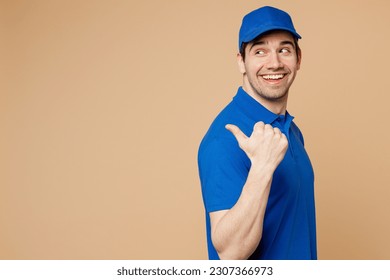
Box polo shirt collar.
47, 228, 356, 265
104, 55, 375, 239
233, 87, 294, 127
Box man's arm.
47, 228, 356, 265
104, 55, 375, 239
210, 122, 288, 260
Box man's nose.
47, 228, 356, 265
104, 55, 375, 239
266, 52, 283, 69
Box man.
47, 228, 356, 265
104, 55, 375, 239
198, 6, 317, 260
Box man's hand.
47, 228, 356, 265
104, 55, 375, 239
225, 122, 288, 171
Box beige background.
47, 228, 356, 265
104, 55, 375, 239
1, 0, 390, 259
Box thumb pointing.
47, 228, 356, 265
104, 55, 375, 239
225, 124, 247, 144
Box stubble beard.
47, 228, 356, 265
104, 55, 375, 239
255, 87, 288, 102
246, 75, 290, 103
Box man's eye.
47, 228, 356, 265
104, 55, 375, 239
255, 50, 265, 55
280, 48, 290, 54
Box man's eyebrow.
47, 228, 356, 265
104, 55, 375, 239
280, 40, 296, 48
249, 40, 266, 52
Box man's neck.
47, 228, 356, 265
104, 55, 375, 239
242, 85, 288, 115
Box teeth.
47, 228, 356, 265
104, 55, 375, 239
263, 74, 284, 80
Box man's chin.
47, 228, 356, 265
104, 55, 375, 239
258, 91, 288, 102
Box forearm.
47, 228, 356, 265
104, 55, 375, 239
211, 164, 274, 260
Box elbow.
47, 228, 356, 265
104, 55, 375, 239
216, 245, 255, 260
212, 235, 260, 260
217, 249, 247, 260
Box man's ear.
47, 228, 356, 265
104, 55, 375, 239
297, 49, 302, 70
237, 53, 246, 74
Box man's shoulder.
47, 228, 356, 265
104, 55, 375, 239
289, 120, 305, 144
197, 109, 240, 161
199, 101, 251, 150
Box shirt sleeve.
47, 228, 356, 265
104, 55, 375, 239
198, 136, 250, 213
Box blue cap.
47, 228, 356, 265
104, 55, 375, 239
239, 6, 301, 50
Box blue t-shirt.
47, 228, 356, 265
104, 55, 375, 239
198, 87, 317, 260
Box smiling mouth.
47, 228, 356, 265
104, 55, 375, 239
261, 74, 286, 80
